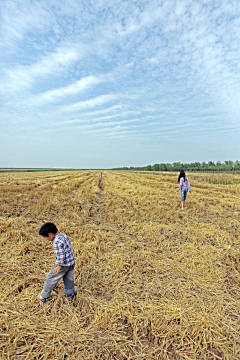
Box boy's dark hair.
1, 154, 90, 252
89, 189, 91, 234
39, 222, 58, 236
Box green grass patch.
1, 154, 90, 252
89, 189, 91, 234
209, 179, 233, 185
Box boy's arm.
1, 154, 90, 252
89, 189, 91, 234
52, 265, 61, 274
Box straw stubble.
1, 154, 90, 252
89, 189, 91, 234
0, 170, 239, 359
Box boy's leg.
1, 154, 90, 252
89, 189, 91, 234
62, 265, 75, 296
41, 265, 69, 298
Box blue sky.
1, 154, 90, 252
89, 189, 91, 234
0, 0, 240, 168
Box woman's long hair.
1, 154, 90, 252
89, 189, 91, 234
178, 170, 186, 182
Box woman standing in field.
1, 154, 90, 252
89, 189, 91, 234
177, 171, 191, 210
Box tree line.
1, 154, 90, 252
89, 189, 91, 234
112, 160, 240, 172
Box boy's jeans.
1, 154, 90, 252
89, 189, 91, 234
41, 264, 75, 298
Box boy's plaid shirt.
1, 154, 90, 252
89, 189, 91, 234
53, 232, 75, 266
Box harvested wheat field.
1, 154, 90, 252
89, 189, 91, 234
0, 170, 240, 360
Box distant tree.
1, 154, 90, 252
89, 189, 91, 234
159, 163, 167, 171
208, 161, 215, 169
152, 164, 160, 171
165, 163, 172, 171
173, 162, 181, 171
234, 161, 240, 170
225, 160, 233, 166
193, 162, 201, 170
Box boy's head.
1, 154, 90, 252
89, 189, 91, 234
39, 222, 58, 241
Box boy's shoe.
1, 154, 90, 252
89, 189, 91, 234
38, 293, 49, 302
68, 292, 76, 298
68, 286, 78, 298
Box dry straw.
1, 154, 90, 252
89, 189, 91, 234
0, 170, 239, 359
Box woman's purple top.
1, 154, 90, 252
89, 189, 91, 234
178, 177, 191, 191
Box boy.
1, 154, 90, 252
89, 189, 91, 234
38, 222, 76, 302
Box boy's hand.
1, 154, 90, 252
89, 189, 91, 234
49, 250, 54, 255
52, 265, 61, 274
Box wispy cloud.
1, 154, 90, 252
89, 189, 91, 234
0, 1, 51, 50
1, 47, 80, 93
31, 75, 103, 104
62, 94, 119, 111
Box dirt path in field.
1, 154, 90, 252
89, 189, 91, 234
85, 173, 132, 234
86, 172, 110, 226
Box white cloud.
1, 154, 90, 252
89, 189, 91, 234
0, 1, 51, 50
31, 76, 103, 104
63, 94, 117, 111
64, 118, 140, 130
1, 47, 80, 93
79, 105, 125, 117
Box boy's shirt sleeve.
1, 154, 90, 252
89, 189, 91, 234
53, 241, 65, 265
188, 178, 191, 191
